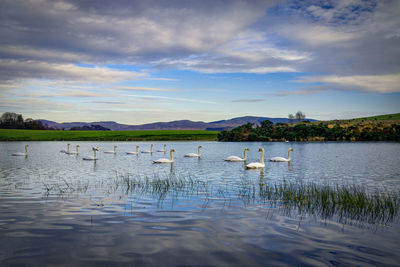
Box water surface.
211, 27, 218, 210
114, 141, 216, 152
1, 141, 399, 266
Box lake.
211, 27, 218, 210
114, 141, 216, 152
1, 141, 400, 266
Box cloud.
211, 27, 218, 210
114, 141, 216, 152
279, 24, 361, 46
1, 0, 399, 78
0, 59, 147, 83
122, 94, 217, 105
144, 77, 179, 82
232, 99, 265, 103
0, 0, 399, 124
153, 56, 298, 74
0, 0, 271, 62
17, 91, 108, 98
267, 88, 325, 97
298, 74, 400, 93
116, 86, 176, 92
90, 101, 126, 105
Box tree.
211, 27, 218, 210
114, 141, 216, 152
288, 114, 295, 123
295, 111, 306, 122
1, 112, 23, 128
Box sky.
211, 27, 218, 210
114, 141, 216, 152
0, 0, 399, 124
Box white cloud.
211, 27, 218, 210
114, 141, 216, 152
298, 74, 400, 93
279, 24, 361, 46
116, 86, 175, 92
0, 59, 147, 83
217, 30, 310, 61
122, 94, 217, 105
0, 0, 270, 62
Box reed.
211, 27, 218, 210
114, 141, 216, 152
43, 174, 400, 225
243, 180, 400, 225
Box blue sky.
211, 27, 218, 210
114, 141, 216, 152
0, 0, 399, 124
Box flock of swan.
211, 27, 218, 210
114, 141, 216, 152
12, 144, 293, 169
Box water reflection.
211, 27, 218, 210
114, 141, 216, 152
1, 141, 400, 266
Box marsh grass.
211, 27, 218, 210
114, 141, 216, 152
43, 174, 400, 225
44, 178, 89, 196
240, 180, 400, 225
117, 174, 211, 202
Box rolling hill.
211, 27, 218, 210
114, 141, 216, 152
39, 116, 318, 131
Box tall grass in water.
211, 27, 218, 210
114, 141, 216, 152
117, 174, 210, 202
43, 174, 400, 226
240, 179, 400, 225
118, 175, 400, 225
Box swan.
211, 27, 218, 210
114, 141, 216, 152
12, 144, 29, 156
141, 144, 153, 154
67, 145, 79, 155
270, 148, 293, 162
126, 145, 139, 155
153, 149, 175, 163
104, 145, 117, 154
157, 144, 167, 152
225, 148, 249, 162
83, 147, 99, 160
245, 148, 265, 169
60, 143, 70, 153
184, 145, 202, 157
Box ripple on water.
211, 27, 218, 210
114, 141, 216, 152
0, 141, 400, 266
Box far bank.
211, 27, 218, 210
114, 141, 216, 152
0, 129, 220, 141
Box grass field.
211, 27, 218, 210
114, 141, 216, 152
307, 112, 400, 129
0, 129, 220, 141
341, 113, 400, 122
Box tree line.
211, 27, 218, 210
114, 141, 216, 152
0, 112, 47, 130
218, 120, 400, 142
0, 112, 110, 131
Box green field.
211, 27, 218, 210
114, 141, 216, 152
0, 129, 220, 141
340, 113, 400, 122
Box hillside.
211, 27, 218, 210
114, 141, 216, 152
337, 113, 400, 123
218, 113, 400, 142
40, 116, 317, 131
308, 113, 400, 129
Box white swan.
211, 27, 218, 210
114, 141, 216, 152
83, 147, 99, 160
245, 148, 265, 169
60, 143, 70, 153
270, 148, 293, 162
225, 148, 249, 162
184, 145, 202, 157
67, 145, 79, 155
153, 149, 175, 163
104, 145, 117, 154
141, 144, 153, 154
126, 145, 139, 155
157, 144, 167, 152
12, 144, 29, 156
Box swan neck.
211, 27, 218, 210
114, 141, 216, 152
136, 146, 139, 153
244, 149, 247, 160
150, 145, 153, 153
198, 147, 201, 156
76, 146, 79, 153
25, 145, 28, 153
260, 149, 264, 164
170, 150, 174, 161
67, 144, 70, 153
288, 149, 291, 160
94, 149, 97, 159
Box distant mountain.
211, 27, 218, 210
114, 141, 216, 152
207, 116, 298, 130
70, 125, 110, 131
39, 116, 317, 131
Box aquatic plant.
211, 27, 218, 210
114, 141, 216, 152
240, 179, 400, 225
42, 173, 400, 226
